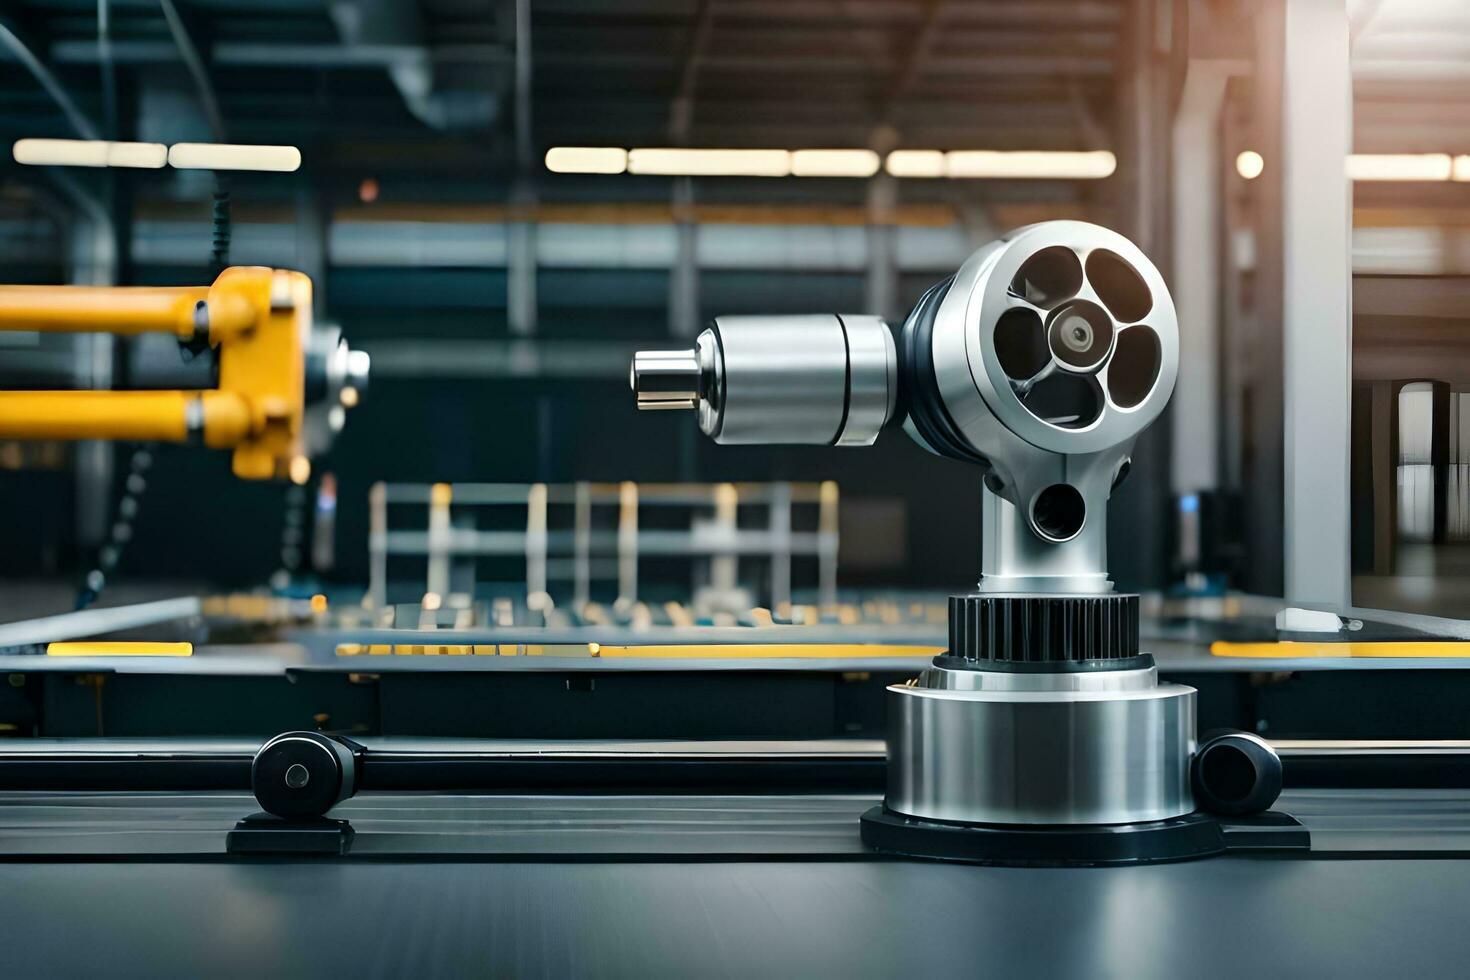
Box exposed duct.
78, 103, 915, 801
326, 0, 502, 131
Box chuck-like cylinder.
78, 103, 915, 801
631, 314, 896, 446
885, 589, 1193, 827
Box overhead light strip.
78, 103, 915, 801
942, 150, 1116, 179
1236, 151, 1470, 182
628, 148, 792, 177
552, 146, 1470, 182
545, 146, 627, 174
168, 143, 300, 172
790, 149, 881, 178
12, 138, 300, 172
884, 150, 945, 178
547, 147, 1117, 179
1347, 153, 1452, 182
13, 138, 166, 169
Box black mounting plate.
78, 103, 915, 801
860, 806, 1308, 866
226, 812, 355, 856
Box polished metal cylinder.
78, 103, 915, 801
631, 349, 703, 410
629, 315, 896, 445
885, 670, 1195, 825
834, 315, 897, 446
713, 315, 847, 443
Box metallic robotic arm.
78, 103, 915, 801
0, 267, 368, 481
633, 221, 1176, 595
631, 220, 1284, 863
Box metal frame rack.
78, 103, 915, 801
366, 480, 840, 618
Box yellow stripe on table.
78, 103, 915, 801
337, 642, 942, 659
592, 644, 942, 659
46, 642, 192, 657
1211, 641, 1470, 659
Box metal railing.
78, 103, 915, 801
367, 480, 839, 616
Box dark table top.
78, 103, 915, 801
4, 789, 1470, 978
5, 853, 1470, 979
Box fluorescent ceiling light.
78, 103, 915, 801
168, 143, 301, 172
550, 145, 1118, 180
885, 150, 945, 178
545, 146, 627, 174
885, 149, 1115, 179
1346, 153, 1451, 181
945, 150, 1116, 179
790, 149, 880, 178
13, 138, 166, 169
627, 148, 791, 177
107, 142, 170, 168
1455, 156, 1470, 182
1235, 150, 1265, 180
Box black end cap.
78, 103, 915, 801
1192, 731, 1284, 816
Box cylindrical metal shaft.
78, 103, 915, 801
631, 349, 703, 410
629, 314, 895, 446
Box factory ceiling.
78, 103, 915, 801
0, 0, 1130, 171
0, 0, 1468, 225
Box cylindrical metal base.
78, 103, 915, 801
885, 666, 1195, 826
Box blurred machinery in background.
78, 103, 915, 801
0, 267, 368, 482
364, 480, 840, 626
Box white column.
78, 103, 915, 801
1169, 62, 1230, 495
1282, 0, 1352, 609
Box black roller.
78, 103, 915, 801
895, 277, 991, 466
1192, 731, 1283, 816
252, 732, 358, 819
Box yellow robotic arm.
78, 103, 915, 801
0, 267, 366, 480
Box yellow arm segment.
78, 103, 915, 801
0, 390, 251, 445
0, 285, 210, 340
0, 267, 309, 480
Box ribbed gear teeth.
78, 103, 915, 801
946, 593, 1140, 665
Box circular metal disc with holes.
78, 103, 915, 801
938, 221, 1179, 457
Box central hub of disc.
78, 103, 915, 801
1047, 300, 1113, 371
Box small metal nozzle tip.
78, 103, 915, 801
631, 349, 701, 411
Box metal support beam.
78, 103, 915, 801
295, 182, 328, 319
864, 173, 898, 321
513, 0, 533, 171
1243, 1, 1287, 596
508, 0, 536, 336
68, 203, 118, 552
666, 5, 712, 337
0, 19, 100, 140
878, 0, 945, 125
158, 0, 225, 141
1281, 0, 1352, 609
669, 0, 716, 139
669, 177, 699, 336
508, 183, 537, 336
1169, 61, 1231, 494
52, 39, 508, 69
1108, 0, 1175, 590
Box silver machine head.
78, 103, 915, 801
630, 223, 1278, 846
630, 220, 1179, 593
